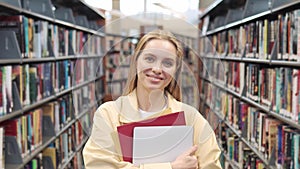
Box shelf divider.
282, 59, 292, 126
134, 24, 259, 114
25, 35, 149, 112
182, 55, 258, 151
22, 0, 54, 18
4, 136, 23, 165
0, 0, 21, 8
0, 31, 22, 60
243, 0, 271, 18
54, 7, 76, 24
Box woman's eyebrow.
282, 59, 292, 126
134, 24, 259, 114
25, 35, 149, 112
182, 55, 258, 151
142, 52, 156, 57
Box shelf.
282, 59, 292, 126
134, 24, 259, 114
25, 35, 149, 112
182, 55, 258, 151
59, 136, 88, 169
0, 1, 106, 168
272, 0, 300, 13
200, 76, 300, 131
202, 1, 300, 36
199, 1, 300, 168
0, 55, 104, 67
8, 119, 74, 169
206, 9, 272, 35
6, 99, 98, 169
199, 0, 223, 19
58, 109, 92, 169
200, 55, 300, 68
0, 1, 105, 37
52, 0, 105, 20
240, 96, 300, 130
203, 0, 274, 35
0, 75, 104, 123
218, 143, 241, 169
214, 112, 274, 169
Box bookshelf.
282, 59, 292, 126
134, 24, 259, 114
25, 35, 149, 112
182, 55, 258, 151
199, 0, 300, 168
103, 33, 138, 102
175, 34, 200, 109
0, 0, 106, 168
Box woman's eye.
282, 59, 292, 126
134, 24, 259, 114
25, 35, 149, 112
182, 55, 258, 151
163, 60, 174, 67
145, 56, 155, 62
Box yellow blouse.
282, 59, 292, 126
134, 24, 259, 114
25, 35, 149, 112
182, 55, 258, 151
83, 90, 222, 169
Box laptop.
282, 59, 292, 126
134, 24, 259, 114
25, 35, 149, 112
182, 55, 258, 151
132, 125, 194, 165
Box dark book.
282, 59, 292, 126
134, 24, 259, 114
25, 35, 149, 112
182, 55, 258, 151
0, 15, 26, 58
43, 62, 53, 98
12, 65, 22, 106
29, 66, 38, 103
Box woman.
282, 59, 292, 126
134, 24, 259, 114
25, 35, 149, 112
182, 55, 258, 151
83, 30, 222, 169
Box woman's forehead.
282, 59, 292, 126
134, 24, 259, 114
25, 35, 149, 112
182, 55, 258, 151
140, 40, 175, 56
143, 39, 176, 51
140, 48, 177, 59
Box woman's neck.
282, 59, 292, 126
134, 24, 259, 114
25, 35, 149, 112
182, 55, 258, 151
136, 87, 166, 112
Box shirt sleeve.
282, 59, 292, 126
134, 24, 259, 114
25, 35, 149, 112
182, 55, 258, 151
194, 118, 222, 169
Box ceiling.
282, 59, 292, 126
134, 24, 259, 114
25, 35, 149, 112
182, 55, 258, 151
104, 12, 199, 38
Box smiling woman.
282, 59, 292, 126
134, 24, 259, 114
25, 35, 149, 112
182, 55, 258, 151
136, 39, 177, 112
82, 29, 222, 169
123, 30, 183, 102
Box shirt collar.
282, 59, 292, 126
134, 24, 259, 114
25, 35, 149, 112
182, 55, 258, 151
117, 89, 179, 124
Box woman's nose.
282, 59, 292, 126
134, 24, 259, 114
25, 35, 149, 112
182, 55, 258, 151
152, 64, 162, 74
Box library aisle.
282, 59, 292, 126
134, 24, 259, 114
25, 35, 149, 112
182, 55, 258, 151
0, 0, 299, 169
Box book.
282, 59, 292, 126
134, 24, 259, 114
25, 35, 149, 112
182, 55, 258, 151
117, 111, 186, 163
132, 126, 193, 165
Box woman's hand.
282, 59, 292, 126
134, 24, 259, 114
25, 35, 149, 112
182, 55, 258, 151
171, 145, 198, 169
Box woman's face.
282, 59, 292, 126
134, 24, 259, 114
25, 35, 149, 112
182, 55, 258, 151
136, 39, 177, 92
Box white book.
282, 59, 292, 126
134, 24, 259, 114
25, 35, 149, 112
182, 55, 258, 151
292, 69, 298, 122
132, 126, 193, 165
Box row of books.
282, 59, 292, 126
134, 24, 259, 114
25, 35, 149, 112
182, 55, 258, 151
204, 89, 300, 168
4, 108, 43, 158
104, 36, 135, 98
221, 123, 299, 169
106, 36, 136, 55
0, 102, 93, 169
3, 97, 72, 158
0, 15, 104, 59
74, 58, 104, 84
0, 58, 104, 115
105, 52, 130, 81
199, 9, 300, 61
37, 108, 92, 169
219, 126, 266, 169
201, 59, 300, 123
221, 135, 267, 169
176, 36, 197, 53
181, 62, 200, 108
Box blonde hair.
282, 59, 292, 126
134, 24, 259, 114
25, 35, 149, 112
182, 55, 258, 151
122, 29, 183, 101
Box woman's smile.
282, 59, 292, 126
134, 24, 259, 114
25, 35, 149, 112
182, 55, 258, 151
146, 73, 165, 82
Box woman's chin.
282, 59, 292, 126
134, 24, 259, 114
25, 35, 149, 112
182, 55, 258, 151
144, 84, 165, 91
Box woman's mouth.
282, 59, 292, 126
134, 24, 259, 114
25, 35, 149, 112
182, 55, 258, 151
146, 74, 164, 82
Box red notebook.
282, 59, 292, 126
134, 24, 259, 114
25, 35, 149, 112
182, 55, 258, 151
117, 111, 186, 163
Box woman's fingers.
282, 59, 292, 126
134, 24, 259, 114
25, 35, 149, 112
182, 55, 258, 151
182, 145, 198, 156
171, 145, 199, 169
